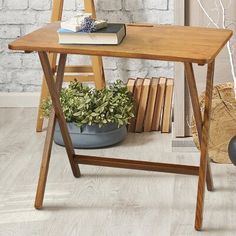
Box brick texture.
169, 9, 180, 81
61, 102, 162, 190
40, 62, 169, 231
6, 0, 28, 10
0, 0, 174, 92
144, 0, 168, 10
29, 0, 51, 11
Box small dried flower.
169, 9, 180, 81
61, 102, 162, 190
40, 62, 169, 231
80, 17, 96, 33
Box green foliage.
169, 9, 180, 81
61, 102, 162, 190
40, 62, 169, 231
41, 80, 134, 127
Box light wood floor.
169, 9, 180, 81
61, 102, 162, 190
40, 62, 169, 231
0, 108, 235, 236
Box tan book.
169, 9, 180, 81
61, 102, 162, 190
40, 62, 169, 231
161, 78, 174, 133
144, 78, 159, 132
127, 78, 135, 93
135, 78, 151, 133
152, 77, 167, 131
128, 78, 144, 132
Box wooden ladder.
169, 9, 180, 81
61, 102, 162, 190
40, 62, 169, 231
36, 0, 106, 132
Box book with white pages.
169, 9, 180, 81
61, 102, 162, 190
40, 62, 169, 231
58, 23, 126, 45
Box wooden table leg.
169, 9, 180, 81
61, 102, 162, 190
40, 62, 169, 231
35, 53, 67, 209
35, 52, 80, 209
194, 61, 215, 230
185, 61, 215, 230
36, 53, 57, 132
35, 110, 56, 209
184, 62, 214, 192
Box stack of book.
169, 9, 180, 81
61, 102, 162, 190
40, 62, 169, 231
58, 13, 126, 45
127, 77, 174, 133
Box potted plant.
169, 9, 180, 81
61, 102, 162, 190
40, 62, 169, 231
41, 80, 134, 148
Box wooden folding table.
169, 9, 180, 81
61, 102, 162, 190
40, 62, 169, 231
9, 23, 232, 231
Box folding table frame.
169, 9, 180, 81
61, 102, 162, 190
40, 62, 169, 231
8, 23, 232, 231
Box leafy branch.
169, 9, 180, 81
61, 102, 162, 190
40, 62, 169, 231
41, 80, 134, 127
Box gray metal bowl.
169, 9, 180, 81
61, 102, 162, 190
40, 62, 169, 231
54, 122, 127, 149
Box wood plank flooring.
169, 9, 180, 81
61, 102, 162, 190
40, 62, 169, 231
0, 108, 235, 236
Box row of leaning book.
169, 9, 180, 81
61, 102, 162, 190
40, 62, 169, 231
127, 77, 174, 133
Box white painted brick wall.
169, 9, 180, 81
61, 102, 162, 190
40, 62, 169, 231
97, 0, 122, 11
6, 0, 28, 10
0, 0, 174, 92
145, 0, 168, 10
29, 0, 51, 11
124, 0, 143, 10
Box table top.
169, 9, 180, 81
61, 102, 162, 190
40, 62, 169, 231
9, 23, 232, 64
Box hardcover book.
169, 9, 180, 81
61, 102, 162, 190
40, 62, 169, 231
128, 78, 144, 132
144, 78, 159, 132
152, 77, 166, 131
58, 23, 126, 45
127, 78, 135, 93
161, 78, 174, 133
135, 78, 151, 133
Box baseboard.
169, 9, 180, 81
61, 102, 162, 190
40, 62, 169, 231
0, 93, 40, 107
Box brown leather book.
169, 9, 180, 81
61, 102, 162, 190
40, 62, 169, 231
135, 78, 151, 133
161, 78, 174, 133
151, 77, 167, 131
128, 78, 144, 132
144, 78, 159, 132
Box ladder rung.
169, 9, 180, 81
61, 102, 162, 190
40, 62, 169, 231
56, 65, 94, 73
